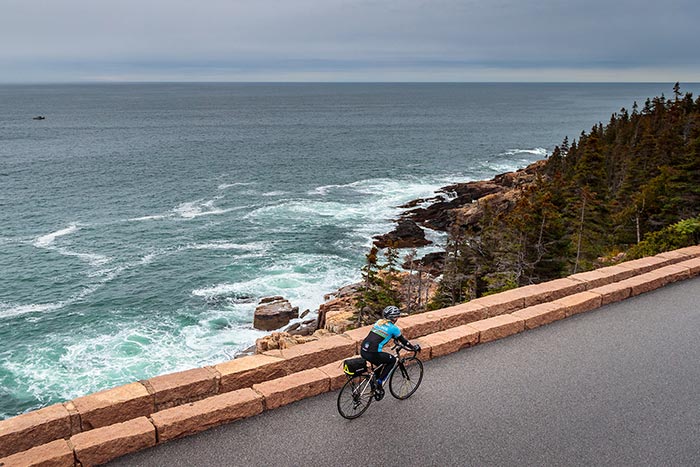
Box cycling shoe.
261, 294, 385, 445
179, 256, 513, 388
374, 388, 385, 401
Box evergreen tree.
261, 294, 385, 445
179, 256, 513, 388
432, 85, 700, 306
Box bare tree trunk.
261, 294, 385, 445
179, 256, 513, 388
574, 197, 586, 274
537, 214, 546, 255
404, 251, 415, 313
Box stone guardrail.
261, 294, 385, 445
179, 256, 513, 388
1, 246, 699, 466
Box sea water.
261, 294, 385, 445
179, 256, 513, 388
1, 82, 697, 419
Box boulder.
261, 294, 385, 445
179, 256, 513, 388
253, 297, 299, 331
373, 220, 432, 249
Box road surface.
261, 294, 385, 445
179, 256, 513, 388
113, 277, 700, 466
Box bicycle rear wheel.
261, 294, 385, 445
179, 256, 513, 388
389, 357, 423, 400
337, 375, 373, 419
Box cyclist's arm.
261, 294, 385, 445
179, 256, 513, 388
394, 334, 413, 347
389, 322, 417, 350
393, 332, 414, 349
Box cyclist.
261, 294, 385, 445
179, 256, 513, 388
360, 305, 419, 399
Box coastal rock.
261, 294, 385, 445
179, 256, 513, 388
403, 251, 446, 277
373, 220, 432, 249
283, 318, 317, 337
453, 190, 520, 227
259, 296, 285, 304
253, 297, 299, 331
323, 282, 362, 301
324, 310, 356, 334
254, 332, 318, 353
317, 295, 357, 332
403, 160, 546, 232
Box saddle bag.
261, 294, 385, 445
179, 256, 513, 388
343, 357, 367, 376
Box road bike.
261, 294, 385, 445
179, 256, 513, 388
337, 342, 423, 420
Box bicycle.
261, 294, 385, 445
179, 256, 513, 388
337, 341, 424, 420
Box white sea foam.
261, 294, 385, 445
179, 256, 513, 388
186, 241, 270, 252
127, 214, 169, 222
2, 314, 268, 407
261, 191, 289, 197
173, 200, 239, 219
0, 302, 65, 319
218, 182, 255, 190
0, 236, 17, 246
57, 248, 111, 267
33, 224, 79, 248
309, 184, 341, 196
139, 253, 158, 265
191, 252, 360, 314
31, 224, 111, 268
501, 147, 550, 157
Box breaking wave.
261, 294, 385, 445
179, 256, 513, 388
33, 224, 79, 248
501, 147, 550, 157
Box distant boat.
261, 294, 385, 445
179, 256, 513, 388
32, 116, 46, 120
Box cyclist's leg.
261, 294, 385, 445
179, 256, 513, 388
360, 350, 393, 385
373, 352, 396, 386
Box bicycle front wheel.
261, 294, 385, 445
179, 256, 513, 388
337, 375, 373, 419
389, 357, 423, 400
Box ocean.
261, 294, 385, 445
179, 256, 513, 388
1, 82, 697, 419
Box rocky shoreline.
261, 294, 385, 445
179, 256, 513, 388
253, 160, 546, 352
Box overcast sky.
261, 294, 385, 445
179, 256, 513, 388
1, 0, 698, 82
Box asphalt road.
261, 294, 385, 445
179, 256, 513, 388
113, 278, 700, 466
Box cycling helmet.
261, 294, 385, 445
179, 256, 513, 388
382, 305, 401, 320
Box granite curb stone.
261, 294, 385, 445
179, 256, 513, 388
511, 302, 566, 330
0, 404, 72, 458
552, 291, 603, 317
0, 439, 74, 467
468, 315, 525, 343
682, 257, 700, 275
317, 359, 350, 391
471, 290, 525, 317
417, 325, 480, 358
71, 382, 153, 432
149, 388, 263, 442
616, 256, 674, 275
263, 335, 355, 373
147, 367, 219, 411
434, 303, 487, 330
398, 312, 442, 339
71, 417, 155, 467
514, 278, 587, 307
587, 282, 632, 306
569, 265, 637, 289
214, 354, 288, 393
252, 368, 331, 411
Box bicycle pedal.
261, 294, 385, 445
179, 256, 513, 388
374, 388, 385, 401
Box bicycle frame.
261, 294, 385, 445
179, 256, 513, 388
367, 343, 417, 385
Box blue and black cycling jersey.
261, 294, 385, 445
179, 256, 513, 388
361, 319, 410, 353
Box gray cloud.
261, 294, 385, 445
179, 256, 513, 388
1, 0, 698, 82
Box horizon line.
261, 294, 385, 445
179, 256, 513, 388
1, 80, 698, 85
